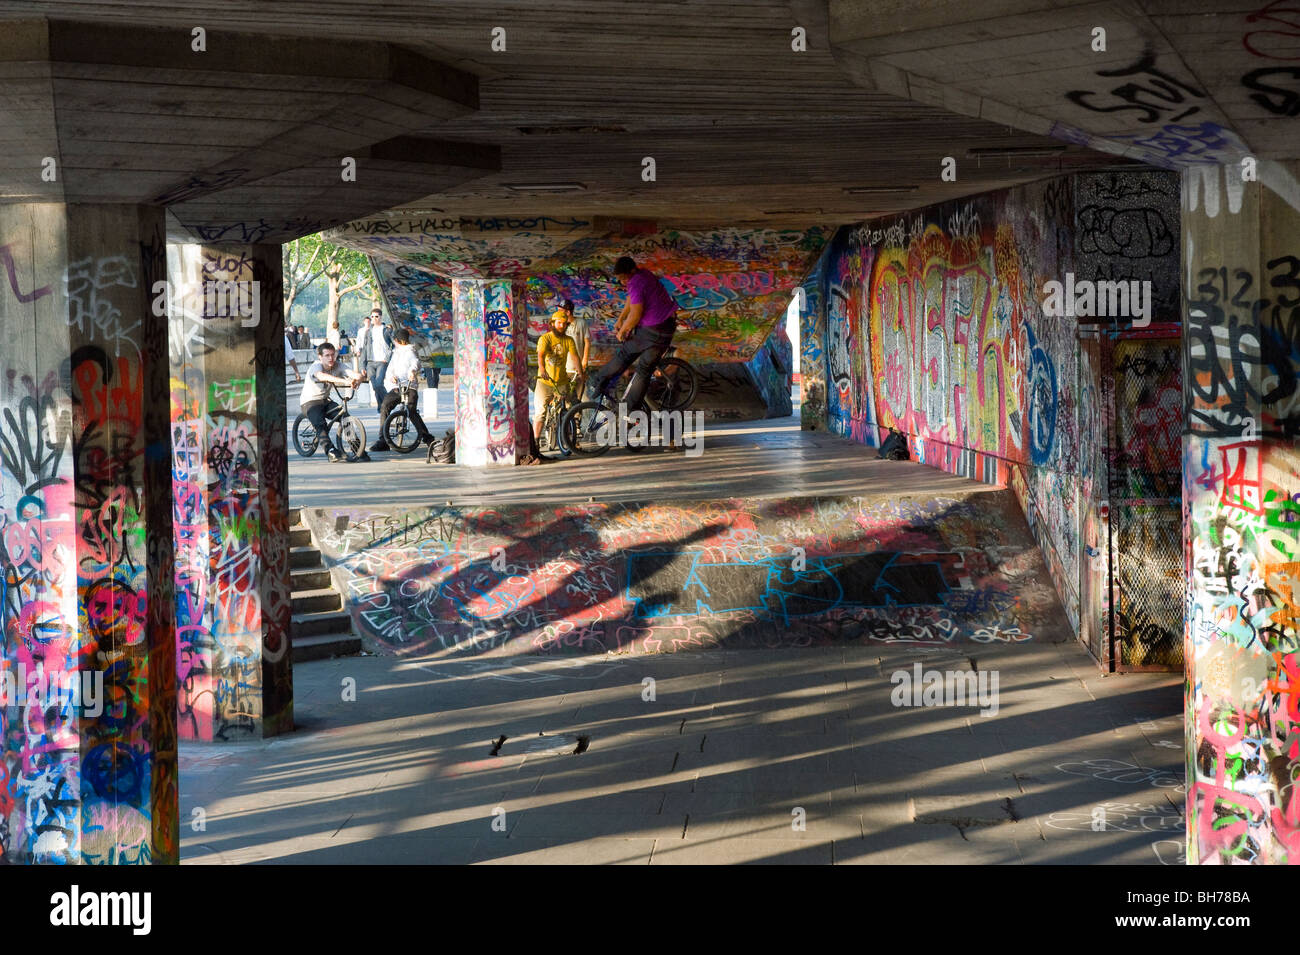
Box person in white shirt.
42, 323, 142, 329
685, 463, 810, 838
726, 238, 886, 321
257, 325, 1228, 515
353, 315, 372, 375
362, 308, 392, 406
299, 342, 367, 462
558, 300, 590, 380
371, 329, 433, 451
284, 329, 302, 382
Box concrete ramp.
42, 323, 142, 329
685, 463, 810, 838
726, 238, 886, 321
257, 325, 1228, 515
302, 481, 1072, 657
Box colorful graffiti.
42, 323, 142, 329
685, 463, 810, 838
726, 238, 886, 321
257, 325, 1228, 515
798, 261, 828, 429
353, 220, 828, 367
304, 489, 1067, 657
802, 171, 1182, 651
167, 243, 292, 742
1184, 170, 1300, 864
452, 279, 527, 466
1, 205, 176, 864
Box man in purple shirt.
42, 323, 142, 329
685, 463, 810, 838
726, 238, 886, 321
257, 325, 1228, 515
586, 255, 678, 411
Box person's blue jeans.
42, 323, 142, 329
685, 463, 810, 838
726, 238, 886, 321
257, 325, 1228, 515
366, 361, 389, 405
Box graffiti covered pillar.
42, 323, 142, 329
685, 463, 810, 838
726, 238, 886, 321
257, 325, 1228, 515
452, 278, 529, 466
167, 243, 292, 741
798, 252, 828, 430
0, 203, 178, 863
1184, 162, 1300, 864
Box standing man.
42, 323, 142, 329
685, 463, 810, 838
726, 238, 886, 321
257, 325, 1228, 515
586, 256, 677, 412
285, 327, 302, 382
371, 329, 434, 451
354, 314, 372, 375
364, 308, 391, 409
559, 299, 590, 383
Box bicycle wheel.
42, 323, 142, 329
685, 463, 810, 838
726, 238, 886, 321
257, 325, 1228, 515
383, 410, 421, 454
292, 414, 319, 457
560, 401, 617, 457
647, 357, 697, 412
536, 400, 567, 460
332, 415, 367, 461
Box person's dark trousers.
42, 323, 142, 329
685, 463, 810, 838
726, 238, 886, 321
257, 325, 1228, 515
587, 322, 675, 410
378, 388, 432, 446
302, 399, 341, 454
366, 361, 389, 405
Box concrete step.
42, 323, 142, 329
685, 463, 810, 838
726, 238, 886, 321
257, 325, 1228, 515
288, 506, 302, 527
290, 567, 332, 592
290, 609, 354, 638
290, 546, 322, 569
292, 632, 363, 663
289, 526, 313, 547
291, 588, 341, 615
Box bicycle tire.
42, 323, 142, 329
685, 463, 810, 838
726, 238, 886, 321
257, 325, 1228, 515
560, 401, 617, 457
384, 410, 421, 454
332, 415, 367, 461
536, 400, 568, 460
292, 414, 319, 457
647, 357, 697, 412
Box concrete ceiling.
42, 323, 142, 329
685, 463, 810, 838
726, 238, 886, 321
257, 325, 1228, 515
0, 1, 1144, 237
827, 0, 1300, 204
0, 18, 499, 242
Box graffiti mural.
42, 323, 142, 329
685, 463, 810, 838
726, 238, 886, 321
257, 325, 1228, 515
2, 205, 176, 864
305, 489, 1068, 657
452, 279, 527, 466
167, 243, 292, 743
807, 172, 1181, 651
346, 219, 829, 367
1184, 170, 1300, 864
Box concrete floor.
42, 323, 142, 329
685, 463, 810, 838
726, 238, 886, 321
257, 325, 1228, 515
180, 642, 1184, 865
251, 381, 1187, 864
287, 384, 986, 508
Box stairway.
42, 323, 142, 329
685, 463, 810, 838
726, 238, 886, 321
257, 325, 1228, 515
288, 507, 362, 662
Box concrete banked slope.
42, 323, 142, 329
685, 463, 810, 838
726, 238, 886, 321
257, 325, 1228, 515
300, 460, 1073, 658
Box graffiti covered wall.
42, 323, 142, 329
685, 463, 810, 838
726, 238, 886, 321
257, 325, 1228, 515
803, 171, 1181, 650
349, 217, 828, 367
168, 243, 293, 742
305, 486, 1069, 657
1183, 162, 1300, 864
1, 204, 177, 864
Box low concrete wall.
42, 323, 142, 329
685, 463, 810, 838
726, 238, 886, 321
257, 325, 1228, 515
301, 485, 1071, 657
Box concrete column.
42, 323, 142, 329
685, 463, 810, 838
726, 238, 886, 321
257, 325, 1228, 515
452, 278, 529, 466
797, 259, 828, 430
0, 203, 177, 863
1184, 161, 1300, 864
167, 243, 292, 741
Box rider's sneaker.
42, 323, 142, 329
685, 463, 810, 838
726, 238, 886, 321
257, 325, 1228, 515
369, 440, 388, 452
354, 451, 372, 463
327, 448, 345, 463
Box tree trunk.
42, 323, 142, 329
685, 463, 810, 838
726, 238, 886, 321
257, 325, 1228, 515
326, 270, 341, 337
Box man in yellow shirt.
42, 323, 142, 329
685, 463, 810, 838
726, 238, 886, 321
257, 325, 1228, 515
534, 307, 580, 444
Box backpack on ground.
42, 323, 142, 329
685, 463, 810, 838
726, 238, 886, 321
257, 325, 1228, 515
878, 428, 909, 461
426, 430, 455, 464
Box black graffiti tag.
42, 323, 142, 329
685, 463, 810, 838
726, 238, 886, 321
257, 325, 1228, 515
1242, 67, 1300, 116
1066, 50, 1206, 124
0, 393, 69, 494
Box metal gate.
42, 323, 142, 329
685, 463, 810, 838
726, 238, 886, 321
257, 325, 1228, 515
1104, 332, 1184, 670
